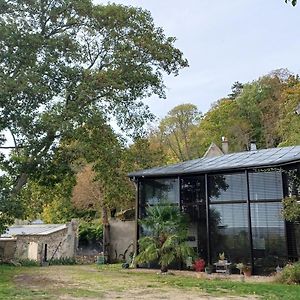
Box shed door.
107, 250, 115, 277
28, 242, 39, 260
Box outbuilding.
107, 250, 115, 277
0, 220, 78, 264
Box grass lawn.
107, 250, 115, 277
0, 264, 299, 299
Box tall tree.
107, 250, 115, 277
0, 0, 188, 230
228, 81, 243, 100
277, 82, 300, 146
159, 104, 201, 162
285, 0, 297, 6
193, 98, 251, 154
71, 165, 103, 216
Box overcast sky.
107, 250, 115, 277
96, 0, 300, 118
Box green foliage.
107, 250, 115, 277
159, 103, 202, 162
0, 176, 23, 233
282, 196, 300, 222
277, 262, 300, 284
49, 257, 76, 265
146, 69, 299, 165
228, 81, 244, 99
20, 176, 76, 223
126, 136, 167, 171
136, 203, 194, 272
78, 220, 103, 245
195, 98, 251, 154
278, 82, 300, 146
0, 0, 188, 223
18, 259, 39, 267
285, 0, 297, 6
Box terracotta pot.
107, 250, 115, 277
243, 268, 252, 277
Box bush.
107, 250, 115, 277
282, 196, 300, 222
78, 220, 103, 246
49, 257, 76, 265
277, 262, 300, 284
19, 259, 40, 267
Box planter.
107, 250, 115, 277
205, 265, 213, 274
194, 259, 206, 272
243, 268, 252, 277
218, 260, 228, 264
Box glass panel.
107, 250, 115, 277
209, 173, 247, 202
251, 202, 287, 273
140, 178, 179, 205
249, 171, 283, 201
210, 203, 251, 264
181, 176, 205, 205
181, 176, 207, 260
182, 204, 207, 260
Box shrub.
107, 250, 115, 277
277, 262, 300, 284
49, 257, 76, 265
282, 196, 300, 222
78, 220, 103, 246
19, 259, 39, 267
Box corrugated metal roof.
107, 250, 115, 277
0, 224, 67, 238
128, 145, 300, 178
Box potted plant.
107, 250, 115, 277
242, 264, 252, 277
135, 203, 194, 273
194, 258, 205, 272
205, 264, 213, 274
236, 262, 245, 275
236, 262, 252, 276
218, 252, 227, 264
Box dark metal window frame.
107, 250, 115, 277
136, 165, 298, 272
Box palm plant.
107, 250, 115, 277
136, 202, 194, 273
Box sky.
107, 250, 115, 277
95, 0, 300, 118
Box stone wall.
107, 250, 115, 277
0, 240, 16, 261
108, 219, 135, 262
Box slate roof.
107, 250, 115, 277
0, 224, 66, 238
128, 145, 300, 178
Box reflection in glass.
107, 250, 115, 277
181, 176, 205, 205
251, 202, 287, 272
210, 203, 250, 264
140, 178, 179, 205
249, 171, 283, 201
181, 176, 207, 259
209, 173, 247, 202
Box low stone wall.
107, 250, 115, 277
75, 255, 98, 264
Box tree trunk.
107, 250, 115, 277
11, 173, 29, 197
102, 206, 110, 263
160, 265, 168, 273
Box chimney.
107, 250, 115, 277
250, 141, 257, 151
221, 137, 228, 154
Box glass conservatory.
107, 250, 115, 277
129, 146, 300, 274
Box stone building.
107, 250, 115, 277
0, 220, 78, 263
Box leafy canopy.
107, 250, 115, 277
0, 0, 188, 230
285, 0, 297, 6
